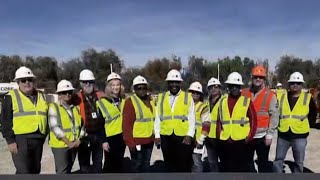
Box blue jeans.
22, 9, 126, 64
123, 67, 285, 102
273, 137, 307, 173
192, 153, 203, 172
206, 138, 219, 172
130, 143, 153, 173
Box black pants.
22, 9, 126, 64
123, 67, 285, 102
248, 137, 272, 172
12, 136, 45, 174
218, 140, 255, 172
52, 148, 77, 174
78, 133, 103, 173
103, 133, 126, 173
130, 142, 154, 173
161, 134, 193, 172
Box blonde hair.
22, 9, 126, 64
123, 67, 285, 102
105, 79, 125, 99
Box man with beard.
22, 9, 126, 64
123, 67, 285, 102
75, 69, 105, 173
154, 69, 195, 172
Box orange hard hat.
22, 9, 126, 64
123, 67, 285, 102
251, 65, 267, 77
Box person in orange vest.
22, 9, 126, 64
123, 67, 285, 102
217, 72, 257, 172
74, 69, 105, 173
242, 65, 279, 172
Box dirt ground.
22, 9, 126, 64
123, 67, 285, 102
0, 129, 319, 174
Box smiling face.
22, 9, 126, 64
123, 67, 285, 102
167, 81, 181, 95
80, 80, 95, 94
252, 76, 265, 87
134, 84, 148, 98
289, 82, 303, 93
208, 85, 221, 97
58, 90, 73, 104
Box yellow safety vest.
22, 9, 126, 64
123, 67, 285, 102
96, 98, 124, 137
9, 89, 48, 135
208, 98, 221, 139
220, 95, 251, 141
49, 103, 82, 148
278, 92, 311, 134
130, 95, 155, 138
157, 91, 192, 136
195, 101, 207, 140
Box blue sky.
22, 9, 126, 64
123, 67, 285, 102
1, 0, 320, 69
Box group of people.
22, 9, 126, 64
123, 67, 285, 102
0, 65, 317, 174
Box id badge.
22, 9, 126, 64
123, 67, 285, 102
91, 112, 97, 119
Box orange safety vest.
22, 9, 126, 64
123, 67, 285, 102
242, 87, 274, 128
76, 90, 105, 125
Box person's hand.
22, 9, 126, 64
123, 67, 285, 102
264, 138, 272, 146
102, 142, 110, 152
182, 136, 192, 145
73, 139, 81, 148
8, 143, 18, 155
67, 141, 77, 149
154, 138, 161, 149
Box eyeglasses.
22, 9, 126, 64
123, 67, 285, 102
135, 87, 148, 91
19, 78, 33, 83
289, 82, 302, 86
190, 91, 201, 95
81, 80, 95, 85
59, 91, 73, 95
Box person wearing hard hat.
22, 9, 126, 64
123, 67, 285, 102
273, 72, 317, 173
48, 80, 85, 174
122, 75, 155, 173
217, 72, 257, 172
0, 66, 48, 174
275, 82, 287, 100
188, 81, 210, 172
154, 69, 196, 172
204, 77, 223, 172
96, 72, 126, 173
76, 69, 105, 173
241, 65, 279, 172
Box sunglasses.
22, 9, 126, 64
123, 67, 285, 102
59, 91, 73, 95
81, 80, 95, 85
135, 86, 148, 91
253, 76, 265, 80
19, 78, 33, 83
190, 91, 201, 95
289, 82, 302, 86
208, 85, 220, 90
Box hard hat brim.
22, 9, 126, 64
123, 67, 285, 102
79, 77, 95, 81
225, 80, 244, 85
165, 78, 183, 81
287, 80, 305, 83
14, 75, 36, 81
188, 87, 203, 93
56, 87, 75, 93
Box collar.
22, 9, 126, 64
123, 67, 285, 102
169, 90, 181, 96
59, 100, 74, 109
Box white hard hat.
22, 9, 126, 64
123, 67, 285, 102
165, 69, 183, 81
56, 80, 75, 93
188, 82, 203, 93
288, 72, 304, 83
107, 72, 121, 82
14, 66, 36, 81
207, 77, 221, 87
79, 69, 95, 81
133, 75, 148, 86
225, 72, 244, 85
276, 83, 283, 87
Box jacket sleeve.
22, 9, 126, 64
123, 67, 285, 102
1, 95, 15, 144
308, 97, 318, 128
122, 98, 136, 148
266, 94, 280, 139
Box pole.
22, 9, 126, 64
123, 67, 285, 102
110, 64, 113, 73
218, 63, 220, 80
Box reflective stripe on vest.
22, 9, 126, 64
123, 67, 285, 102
49, 103, 82, 148
219, 95, 250, 141
278, 92, 311, 134
96, 98, 123, 137
131, 95, 155, 138
158, 91, 191, 136
10, 89, 48, 135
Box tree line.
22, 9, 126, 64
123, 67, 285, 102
0, 48, 319, 93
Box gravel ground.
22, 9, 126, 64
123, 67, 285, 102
0, 129, 319, 174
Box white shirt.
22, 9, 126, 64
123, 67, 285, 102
154, 90, 196, 138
